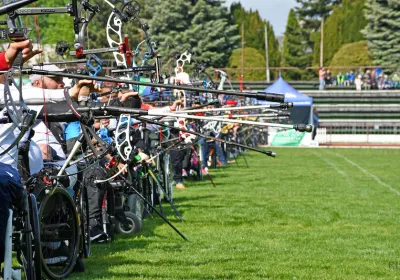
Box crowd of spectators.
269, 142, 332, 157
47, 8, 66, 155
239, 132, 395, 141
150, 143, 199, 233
318, 67, 400, 91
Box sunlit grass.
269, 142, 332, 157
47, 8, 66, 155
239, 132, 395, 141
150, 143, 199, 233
70, 148, 400, 280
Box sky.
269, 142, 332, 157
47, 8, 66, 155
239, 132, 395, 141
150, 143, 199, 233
224, 0, 297, 36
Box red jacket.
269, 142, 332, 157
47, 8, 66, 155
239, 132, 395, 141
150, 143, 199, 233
0, 52, 9, 71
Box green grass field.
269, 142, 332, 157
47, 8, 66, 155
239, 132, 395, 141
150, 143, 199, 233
70, 148, 400, 280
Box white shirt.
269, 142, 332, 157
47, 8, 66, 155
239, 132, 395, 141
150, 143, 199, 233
31, 120, 66, 159
0, 120, 20, 170
0, 83, 67, 105
0, 84, 67, 172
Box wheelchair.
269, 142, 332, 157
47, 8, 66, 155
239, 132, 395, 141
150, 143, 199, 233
26, 162, 81, 279
2, 190, 41, 280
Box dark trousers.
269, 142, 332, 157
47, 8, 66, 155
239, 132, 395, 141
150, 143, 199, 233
170, 148, 187, 182
0, 163, 23, 263
312, 127, 317, 140
83, 164, 108, 227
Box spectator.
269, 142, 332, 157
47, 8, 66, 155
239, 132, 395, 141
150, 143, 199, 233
332, 75, 337, 87
392, 73, 400, 88
377, 73, 384, 90
383, 74, 391, 89
371, 69, 377, 89
325, 70, 332, 87
348, 71, 355, 85
337, 72, 345, 87
312, 108, 319, 141
319, 67, 325, 90
344, 72, 350, 87
355, 74, 363, 91
363, 70, 371, 90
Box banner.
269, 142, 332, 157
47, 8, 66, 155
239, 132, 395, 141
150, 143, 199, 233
270, 129, 306, 147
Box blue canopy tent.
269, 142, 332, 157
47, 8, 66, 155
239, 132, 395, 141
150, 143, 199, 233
260, 76, 313, 124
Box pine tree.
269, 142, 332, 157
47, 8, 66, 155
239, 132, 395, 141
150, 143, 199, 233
282, 9, 310, 80
149, 0, 192, 53
362, 0, 400, 67
182, 0, 239, 67
149, 0, 239, 68
295, 0, 341, 31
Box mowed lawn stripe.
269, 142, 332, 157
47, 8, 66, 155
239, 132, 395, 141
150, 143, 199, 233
70, 148, 400, 280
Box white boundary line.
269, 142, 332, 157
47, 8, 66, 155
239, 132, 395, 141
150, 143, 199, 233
314, 152, 348, 177
334, 153, 400, 196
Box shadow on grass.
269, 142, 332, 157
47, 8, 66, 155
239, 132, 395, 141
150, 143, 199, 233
70, 200, 188, 279
74, 250, 242, 279
172, 194, 217, 205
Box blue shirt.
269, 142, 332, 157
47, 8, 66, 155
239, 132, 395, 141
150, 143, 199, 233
313, 114, 319, 128
64, 121, 81, 140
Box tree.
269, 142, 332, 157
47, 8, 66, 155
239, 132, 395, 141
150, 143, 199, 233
26, 0, 74, 45
282, 9, 311, 80
230, 3, 280, 68
362, 0, 400, 67
329, 41, 373, 74
228, 47, 266, 81
312, 0, 367, 66
295, 0, 342, 70
295, 0, 341, 31
149, 0, 192, 54
149, 0, 239, 68
182, 0, 239, 67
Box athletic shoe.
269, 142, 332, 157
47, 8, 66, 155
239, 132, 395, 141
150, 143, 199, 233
90, 226, 108, 243
202, 167, 208, 175
189, 169, 197, 176
182, 169, 188, 177
176, 182, 185, 189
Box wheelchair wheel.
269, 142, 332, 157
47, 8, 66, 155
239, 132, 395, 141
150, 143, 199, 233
115, 212, 142, 234
195, 145, 203, 181
39, 187, 79, 279
75, 185, 90, 258
162, 153, 173, 202
142, 175, 154, 218
17, 196, 34, 280
29, 194, 42, 280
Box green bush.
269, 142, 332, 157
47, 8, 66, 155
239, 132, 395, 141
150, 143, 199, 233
228, 47, 267, 81
329, 41, 373, 74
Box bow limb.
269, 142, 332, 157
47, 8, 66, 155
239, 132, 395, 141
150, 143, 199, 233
106, 11, 127, 67
1, 8, 37, 156
94, 163, 128, 184
103, 0, 131, 68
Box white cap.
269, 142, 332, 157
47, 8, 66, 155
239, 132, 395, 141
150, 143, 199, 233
29, 64, 64, 83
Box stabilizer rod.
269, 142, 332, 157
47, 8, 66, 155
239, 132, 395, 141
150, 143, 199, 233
12, 69, 285, 102
135, 116, 277, 158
